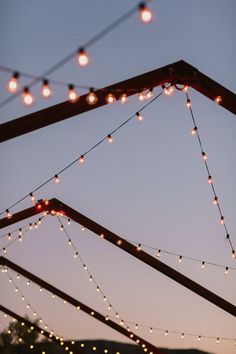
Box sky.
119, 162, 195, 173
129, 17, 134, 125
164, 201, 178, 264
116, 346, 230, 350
0, 1, 236, 354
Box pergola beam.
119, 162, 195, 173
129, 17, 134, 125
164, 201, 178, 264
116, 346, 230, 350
0, 60, 235, 143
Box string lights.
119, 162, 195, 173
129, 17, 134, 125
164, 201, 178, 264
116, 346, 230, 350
185, 92, 235, 260
1, 91, 162, 219
0, 1, 154, 109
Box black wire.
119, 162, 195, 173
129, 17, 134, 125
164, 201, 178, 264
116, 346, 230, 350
0, 1, 153, 110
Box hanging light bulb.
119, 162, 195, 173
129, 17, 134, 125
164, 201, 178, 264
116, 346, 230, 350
60, 224, 64, 231
178, 255, 182, 263
186, 98, 191, 108
181, 333, 185, 339
136, 112, 143, 121
232, 250, 235, 259
106, 93, 116, 104
197, 335, 202, 342
135, 324, 139, 330
157, 250, 161, 257
30, 192, 36, 203
149, 327, 153, 333
86, 88, 98, 105
201, 261, 205, 269
8, 233, 12, 240
201, 152, 208, 160
74, 252, 78, 258
191, 126, 198, 135
3, 248, 7, 254
68, 84, 78, 103
183, 85, 189, 92
107, 134, 113, 143
162, 84, 174, 95
220, 216, 224, 224
54, 174, 60, 183
120, 93, 128, 104
138, 92, 145, 101
77, 48, 89, 66
19, 235, 23, 242
165, 330, 168, 336
8, 72, 20, 93
67, 218, 71, 225
208, 175, 213, 184
139, 2, 152, 23
79, 155, 85, 163
216, 338, 220, 344
146, 88, 153, 99
224, 267, 228, 275
137, 243, 141, 251
6, 209, 12, 219
22, 87, 34, 106
41, 79, 52, 98
213, 196, 218, 205
214, 95, 222, 104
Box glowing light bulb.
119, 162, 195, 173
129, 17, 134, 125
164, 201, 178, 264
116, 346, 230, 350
186, 98, 191, 108
41, 79, 52, 98
183, 85, 189, 92
191, 126, 198, 135
224, 267, 228, 275
202, 152, 208, 160
39, 287, 43, 292
232, 250, 235, 259
137, 243, 141, 251
89, 275, 93, 282
216, 338, 220, 344
146, 88, 153, 99
68, 84, 78, 103
138, 92, 145, 101
19, 228, 22, 236
17, 274, 20, 279
8, 233, 11, 240
135, 324, 139, 329
86, 88, 97, 105
60, 224, 64, 231
149, 327, 153, 333
74, 252, 78, 258
67, 218, 71, 225
54, 174, 60, 183
120, 320, 124, 326
165, 330, 168, 336
96, 286, 100, 292
181, 333, 185, 339
79, 155, 85, 163
120, 93, 128, 104
178, 256, 182, 263
22, 87, 34, 106
6, 209, 12, 219
201, 261, 205, 269
77, 48, 89, 66
108, 304, 111, 310
115, 313, 119, 319
213, 196, 218, 205
105, 315, 109, 321
3, 248, 7, 254
103, 296, 107, 301
30, 193, 36, 203
208, 175, 213, 184
27, 280, 30, 286
220, 216, 224, 224
214, 95, 222, 104
139, 2, 152, 23
107, 134, 113, 143
83, 264, 87, 270
8, 72, 19, 93
106, 93, 116, 104
157, 250, 161, 257
197, 335, 201, 342
162, 84, 174, 95
136, 112, 143, 121
68, 239, 72, 245
117, 239, 122, 246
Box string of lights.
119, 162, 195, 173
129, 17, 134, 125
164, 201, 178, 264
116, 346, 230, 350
1, 90, 162, 218
0, 215, 47, 256
0, 1, 153, 109
4, 270, 66, 344
3, 263, 235, 347
56, 216, 128, 328
185, 93, 235, 259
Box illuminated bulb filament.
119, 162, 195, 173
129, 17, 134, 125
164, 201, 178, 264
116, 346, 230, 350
120, 93, 128, 104
214, 96, 222, 104
136, 112, 143, 121
54, 174, 60, 183
107, 134, 113, 143
68, 84, 78, 103
79, 155, 85, 163
106, 93, 116, 104
22, 87, 34, 106
135, 324, 138, 329
77, 48, 89, 67
42, 79, 52, 98
139, 2, 152, 23
138, 92, 145, 101
8, 72, 19, 93
86, 88, 98, 105
67, 218, 71, 225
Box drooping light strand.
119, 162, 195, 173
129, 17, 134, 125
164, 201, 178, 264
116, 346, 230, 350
0, 91, 162, 217
185, 92, 235, 259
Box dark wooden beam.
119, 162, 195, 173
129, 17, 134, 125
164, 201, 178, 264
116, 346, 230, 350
0, 60, 235, 143
0, 257, 162, 354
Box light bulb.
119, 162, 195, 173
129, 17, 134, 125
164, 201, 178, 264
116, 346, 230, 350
139, 2, 152, 23
191, 126, 198, 135
67, 218, 71, 225
77, 48, 89, 66
79, 155, 85, 163
186, 98, 191, 108
201, 261, 205, 269
120, 93, 128, 104
30, 192, 36, 202
183, 85, 189, 92
208, 175, 213, 184
138, 92, 145, 101
135, 324, 138, 329
224, 267, 228, 275
60, 225, 64, 231
106, 93, 116, 104
214, 96, 222, 104
68, 84, 78, 103
178, 256, 182, 263
181, 333, 185, 339
17, 274, 20, 279
68, 239, 72, 245
165, 330, 168, 336
216, 338, 220, 344
149, 327, 153, 333
74, 252, 78, 258
162, 84, 174, 95
220, 216, 224, 224
22, 87, 34, 106
136, 112, 143, 121
157, 250, 161, 257
89, 275, 93, 282
8, 233, 11, 240
8, 72, 19, 93
198, 335, 201, 342
3, 248, 7, 254
202, 152, 208, 160
107, 134, 113, 143
213, 196, 218, 205
41, 79, 52, 98
232, 250, 235, 259
19, 228, 22, 236
6, 209, 12, 219
146, 88, 153, 99
115, 313, 119, 319
86, 88, 98, 105
137, 243, 141, 251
